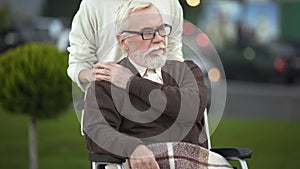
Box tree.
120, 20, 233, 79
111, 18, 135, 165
0, 43, 72, 169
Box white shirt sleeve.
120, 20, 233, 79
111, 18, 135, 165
165, 0, 184, 61
67, 0, 99, 91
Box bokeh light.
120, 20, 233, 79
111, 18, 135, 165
208, 67, 221, 82
274, 58, 286, 72
183, 22, 195, 35
186, 0, 201, 7
196, 33, 210, 47
243, 46, 256, 60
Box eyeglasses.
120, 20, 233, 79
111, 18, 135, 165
121, 24, 172, 40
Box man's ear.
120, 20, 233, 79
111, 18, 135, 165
116, 35, 129, 51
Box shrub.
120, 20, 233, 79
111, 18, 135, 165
0, 43, 72, 118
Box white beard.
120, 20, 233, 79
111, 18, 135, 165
130, 45, 167, 69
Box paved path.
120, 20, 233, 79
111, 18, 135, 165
223, 80, 300, 120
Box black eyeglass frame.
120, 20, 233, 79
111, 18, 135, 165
121, 24, 172, 40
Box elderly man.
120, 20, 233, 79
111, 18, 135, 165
83, 0, 208, 168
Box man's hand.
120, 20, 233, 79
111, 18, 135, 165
130, 145, 160, 169
93, 62, 134, 89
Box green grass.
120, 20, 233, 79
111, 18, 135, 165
0, 107, 89, 169
211, 118, 300, 169
0, 107, 299, 169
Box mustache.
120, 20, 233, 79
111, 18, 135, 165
144, 45, 166, 56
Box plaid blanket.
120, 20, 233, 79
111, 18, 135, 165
147, 142, 233, 169
105, 142, 233, 169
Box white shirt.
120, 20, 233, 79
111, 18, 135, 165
67, 0, 183, 90
128, 57, 163, 84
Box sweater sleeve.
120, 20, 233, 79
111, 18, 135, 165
165, 0, 184, 61
83, 82, 144, 158
128, 60, 207, 124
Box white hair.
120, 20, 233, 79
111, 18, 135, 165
114, 0, 154, 34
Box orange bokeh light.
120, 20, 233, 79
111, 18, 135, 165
208, 67, 221, 82
186, 0, 201, 7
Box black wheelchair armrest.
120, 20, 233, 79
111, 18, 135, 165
211, 148, 252, 159
88, 153, 126, 163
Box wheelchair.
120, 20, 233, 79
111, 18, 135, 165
87, 109, 252, 169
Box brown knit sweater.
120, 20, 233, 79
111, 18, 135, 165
83, 58, 208, 158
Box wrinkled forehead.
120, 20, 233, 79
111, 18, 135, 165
127, 7, 163, 30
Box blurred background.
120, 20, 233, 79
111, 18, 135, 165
0, 0, 299, 169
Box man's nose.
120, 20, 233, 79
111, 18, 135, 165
152, 32, 164, 43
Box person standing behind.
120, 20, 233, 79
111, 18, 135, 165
67, 0, 184, 91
